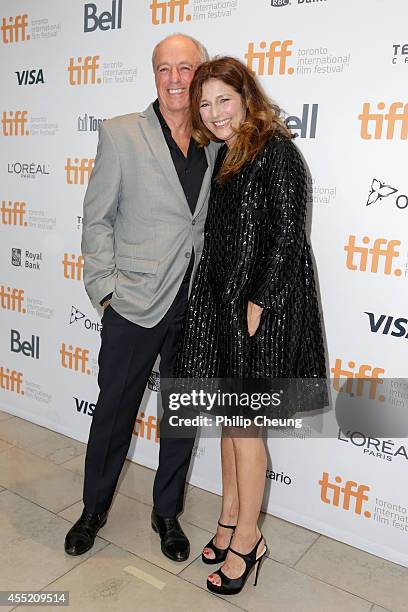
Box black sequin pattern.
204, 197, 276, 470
174, 136, 327, 387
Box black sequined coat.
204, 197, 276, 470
175, 136, 327, 383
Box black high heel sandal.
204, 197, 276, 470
206, 533, 268, 595
201, 521, 236, 565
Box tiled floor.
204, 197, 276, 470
0, 409, 406, 612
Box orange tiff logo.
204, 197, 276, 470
1, 111, 29, 136
245, 40, 294, 76
67, 56, 101, 85
0, 367, 24, 394
1, 200, 27, 226
65, 158, 94, 184
60, 343, 90, 375
62, 254, 84, 281
344, 235, 402, 276
359, 102, 408, 139
133, 411, 159, 443
0, 286, 26, 313
319, 472, 371, 518
331, 359, 385, 401
150, 0, 191, 24
1, 14, 29, 43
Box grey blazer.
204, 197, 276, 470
81, 103, 219, 327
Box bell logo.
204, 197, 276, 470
84, 0, 123, 32
344, 235, 402, 276
359, 102, 408, 140
319, 472, 371, 518
0, 286, 26, 313
150, 0, 191, 24
1, 14, 30, 44
0, 367, 24, 394
62, 254, 84, 281
1, 200, 27, 226
65, 158, 94, 185
60, 343, 90, 374
245, 40, 294, 76
67, 56, 101, 85
331, 359, 385, 401
133, 411, 159, 443
1, 111, 29, 136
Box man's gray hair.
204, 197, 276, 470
152, 33, 209, 70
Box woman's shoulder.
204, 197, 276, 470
262, 133, 300, 158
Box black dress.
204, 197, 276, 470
174, 135, 327, 412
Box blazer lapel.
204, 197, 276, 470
193, 145, 212, 220
139, 104, 191, 215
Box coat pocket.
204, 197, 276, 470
115, 256, 158, 274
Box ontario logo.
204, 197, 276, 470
69, 306, 102, 333
366, 179, 408, 210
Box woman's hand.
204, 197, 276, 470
247, 301, 263, 336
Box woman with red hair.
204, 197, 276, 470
175, 56, 326, 595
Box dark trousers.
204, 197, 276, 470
83, 281, 196, 516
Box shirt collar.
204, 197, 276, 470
153, 98, 170, 131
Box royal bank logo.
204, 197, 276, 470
1, 14, 30, 43
15, 68, 44, 85
270, 0, 289, 6
12, 248, 21, 267
359, 102, 408, 140
344, 235, 403, 277
11, 248, 42, 270
148, 370, 160, 392
366, 179, 408, 210
365, 312, 408, 339
77, 113, 106, 132
84, 0, 123, 32
150, 0, 191, 25
69, 306, 102, 333
285, 104, 318, 138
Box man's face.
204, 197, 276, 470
154, 37, 202, 115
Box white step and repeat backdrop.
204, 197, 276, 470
1, 0, 408, 567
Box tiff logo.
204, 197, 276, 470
1, 14, 30, 44
319, 472, 371, 517
60, 343, 90, 375
0, 367, 24, 394
245, 40, 294, 76
1, 200, 27, 226
359, 102, 408, 140
15, 69, 44, 85
67, 56, 101, 85
150, 0, 191, 24
344, 236, 402, 276
331, 359, 385, 401
0, 286, 26, 313
84, 0, 123, 32
1, 111, 29, 136
62, 254, 84, 281
133, 411, 159, 443
65, 158, 94, 184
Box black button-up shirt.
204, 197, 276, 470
153, 98, 207, 283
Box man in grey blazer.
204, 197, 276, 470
64, 34, 218, 561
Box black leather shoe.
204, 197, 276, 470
64, 508, 108, 556
151, 508, 190, 562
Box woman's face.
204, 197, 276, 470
199, 78, 245, 147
